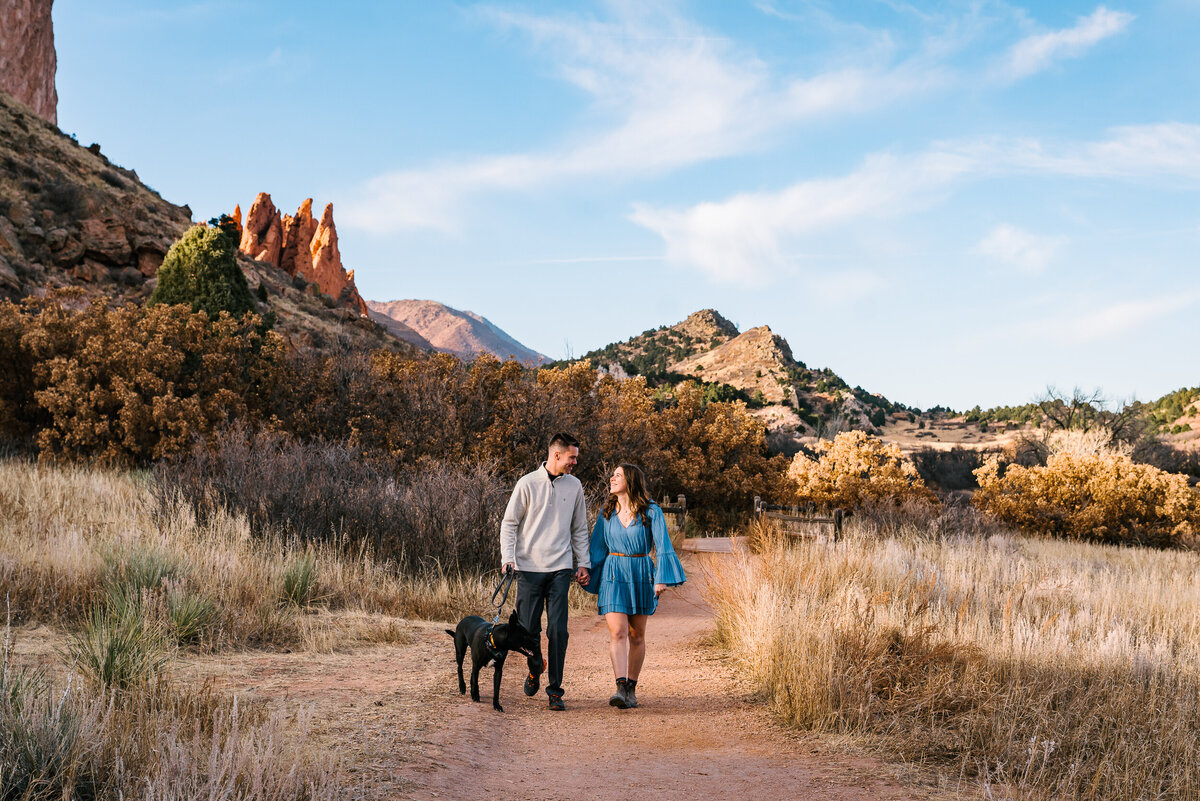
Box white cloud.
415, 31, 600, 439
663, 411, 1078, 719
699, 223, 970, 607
633, 124, 1200, 285
975, 224, 1066, 273
997, 6, 1133, 82
631, 150, 976, 284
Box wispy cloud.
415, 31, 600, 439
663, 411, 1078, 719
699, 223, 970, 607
340, 3, 952, 233
631, 151, 975, 284
633, 124, 1200, 285
996, 6, 1133, 82
975, 224, 1067, 273
1018, 292, 1200, 344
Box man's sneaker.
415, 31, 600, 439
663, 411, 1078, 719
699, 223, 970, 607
523, 673, 539, 697
625, 679, 638, 708
547, 692, 565, 711
609, 677, 629, 709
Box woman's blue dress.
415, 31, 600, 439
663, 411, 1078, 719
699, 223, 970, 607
583, 503, 686, 615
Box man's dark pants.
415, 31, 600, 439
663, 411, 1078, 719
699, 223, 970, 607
515, 568, 573, 697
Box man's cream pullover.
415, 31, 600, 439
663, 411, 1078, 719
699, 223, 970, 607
499, 464, 591, 572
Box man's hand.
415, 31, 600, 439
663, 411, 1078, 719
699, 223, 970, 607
502, 562, 516, 574
654, 583, 667, 598
575, 567, 590, 586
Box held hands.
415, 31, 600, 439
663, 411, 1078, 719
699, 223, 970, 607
575, 567, 590, 586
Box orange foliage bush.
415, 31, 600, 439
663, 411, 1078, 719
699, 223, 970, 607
973, 449, 1200, 546
0, 294, 784, 517
1, 295, 283, 464
787, 430, 937, 511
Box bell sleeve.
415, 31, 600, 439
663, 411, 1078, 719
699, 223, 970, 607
649, 505, 686, 586
583, 515, 608, 595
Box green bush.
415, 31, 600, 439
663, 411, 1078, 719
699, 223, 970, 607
149, 224, 254, 318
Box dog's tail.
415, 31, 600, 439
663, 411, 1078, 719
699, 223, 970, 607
445, 629, 455, 637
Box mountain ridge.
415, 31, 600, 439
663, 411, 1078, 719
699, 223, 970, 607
367, 299, 549, 365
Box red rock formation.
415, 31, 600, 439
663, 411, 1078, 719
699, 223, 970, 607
0, 0, 57, 126
234, 194, 367, 315
231, 204, 242, 228
280, 198, 316, 277
239, 192, 282, 266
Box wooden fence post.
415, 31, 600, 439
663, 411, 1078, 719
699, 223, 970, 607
833, 508, 843, 541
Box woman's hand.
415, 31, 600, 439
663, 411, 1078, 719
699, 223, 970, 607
654, 583, 667, 598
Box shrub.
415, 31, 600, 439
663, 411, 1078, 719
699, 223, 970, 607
148, 224, 255, 318
13, 296, 283, 465
910, 446, 994, 491
973, 445, 1200, 547
156, 425, 508, 574
787, 430, 937, 511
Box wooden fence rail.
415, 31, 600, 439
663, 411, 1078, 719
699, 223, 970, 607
658, 494, 687, 529
753, 496, 845, 540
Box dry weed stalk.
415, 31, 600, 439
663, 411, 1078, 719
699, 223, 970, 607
706, 518, 1200, 800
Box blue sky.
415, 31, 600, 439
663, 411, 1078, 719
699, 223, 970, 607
54, 1, 1199, 410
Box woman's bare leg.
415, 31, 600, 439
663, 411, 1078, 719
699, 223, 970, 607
627, 614, 648, 680
605, 612, 630, 679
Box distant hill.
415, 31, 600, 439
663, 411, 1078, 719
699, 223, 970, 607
367, 299, 548, 365
579, 308, 906, 446
0, 88, 415, 355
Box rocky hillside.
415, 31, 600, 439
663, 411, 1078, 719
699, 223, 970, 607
579, 309, 739, 377
582, 308, 906, 444
367, 299, 547, 365
0, 88, 412, 355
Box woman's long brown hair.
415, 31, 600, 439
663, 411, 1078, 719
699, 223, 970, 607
602, 463, 653, 529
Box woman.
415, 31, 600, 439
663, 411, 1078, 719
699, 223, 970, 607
582, 463, 686, 709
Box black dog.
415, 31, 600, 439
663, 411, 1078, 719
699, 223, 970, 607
446, 611, 540, 712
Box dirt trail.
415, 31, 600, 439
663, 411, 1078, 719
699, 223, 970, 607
191, 552, 963, 800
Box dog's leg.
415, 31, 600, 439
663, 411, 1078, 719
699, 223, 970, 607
470, 660, 482, 702
455, 634, 467, 695
492, 653, 506, 712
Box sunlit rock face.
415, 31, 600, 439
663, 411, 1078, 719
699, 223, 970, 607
234, 193, 367, 315
0, 0, 58, 126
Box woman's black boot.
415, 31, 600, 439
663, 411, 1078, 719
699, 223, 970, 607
624, 679, 638, 708
609, 677, 629, 709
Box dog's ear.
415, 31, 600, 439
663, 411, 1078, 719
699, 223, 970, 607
508, 610, 521, 628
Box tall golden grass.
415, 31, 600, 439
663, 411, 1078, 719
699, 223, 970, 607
708, 516, 1200, 800
0, 458, 546, 648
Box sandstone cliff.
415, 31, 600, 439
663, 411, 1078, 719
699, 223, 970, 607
0, 0, 57, 126
367, 299, 548, 365
233, 193, 368, 316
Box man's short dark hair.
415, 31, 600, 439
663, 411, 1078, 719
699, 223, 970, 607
549, 432, 579, 451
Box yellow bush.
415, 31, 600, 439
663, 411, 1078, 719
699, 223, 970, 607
974, 448, 1200, 546
787, 430, 937, 510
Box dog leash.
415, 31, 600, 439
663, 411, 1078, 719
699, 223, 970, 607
490, 566, 516, 624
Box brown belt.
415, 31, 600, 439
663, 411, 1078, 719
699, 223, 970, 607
609, 552, 648, 557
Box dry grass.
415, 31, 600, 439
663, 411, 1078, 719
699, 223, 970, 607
2, 621, 340, 800
707, 518, 1200, 800
0, 458, 551, 649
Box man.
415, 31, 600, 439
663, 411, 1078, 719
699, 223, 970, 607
500, 432, 591, 711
